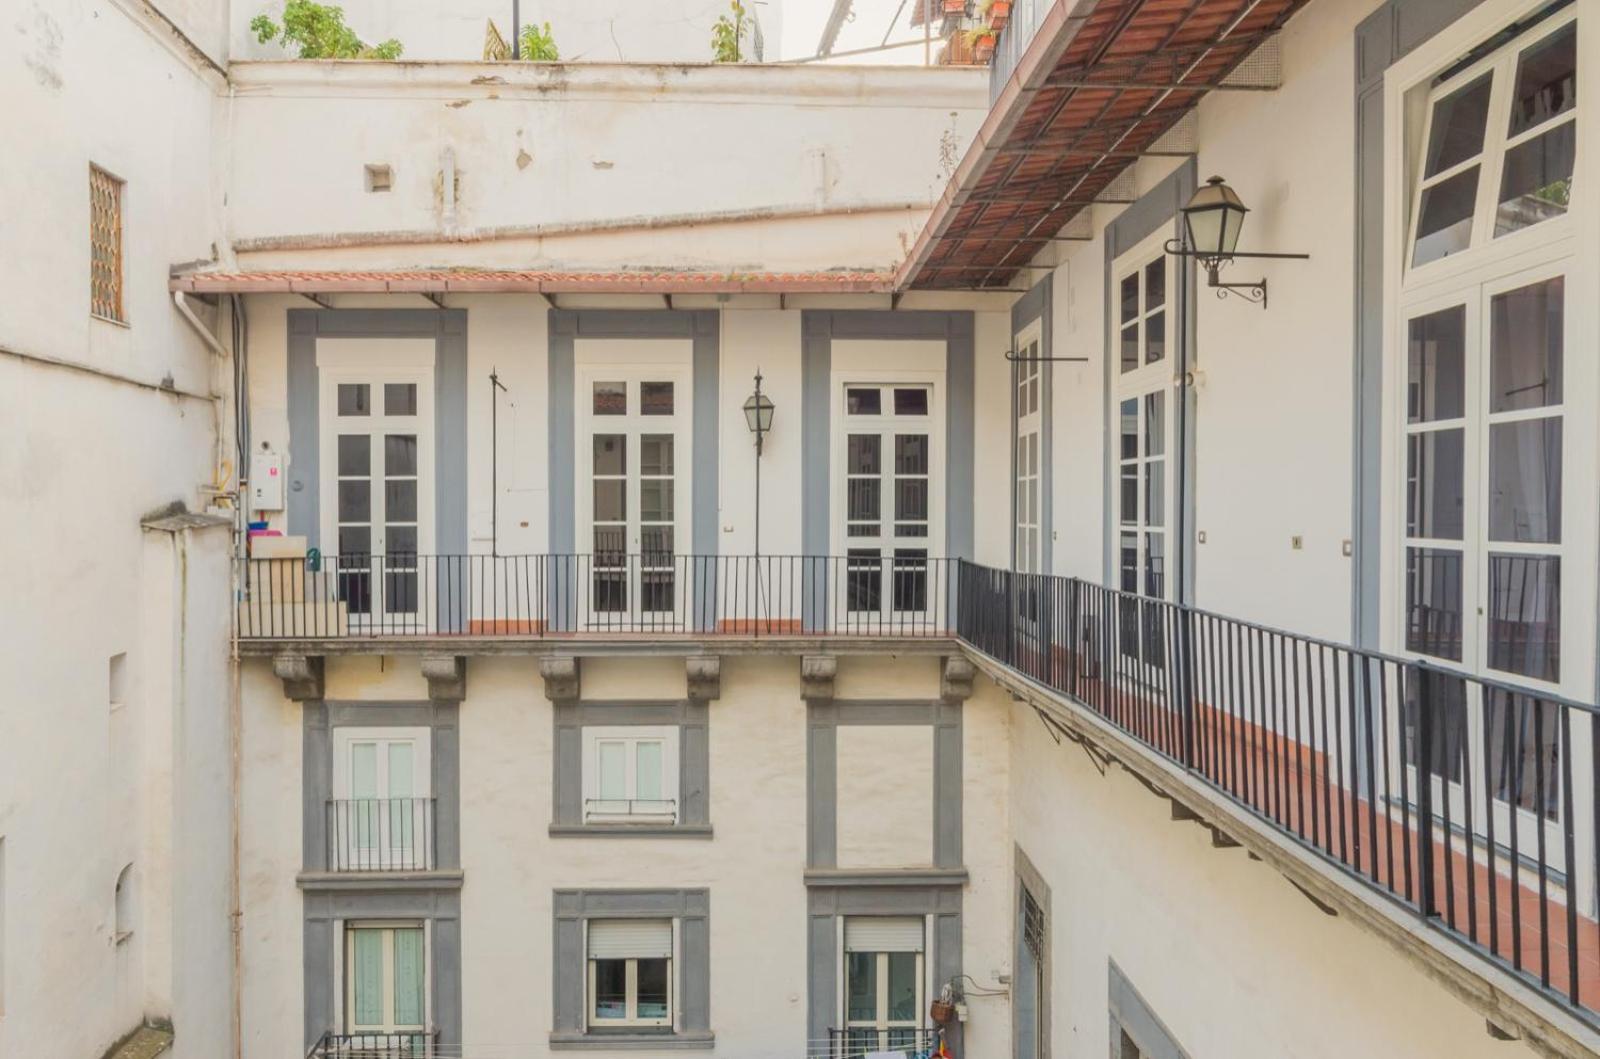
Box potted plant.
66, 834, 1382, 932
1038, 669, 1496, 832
968, 27, 997, 62
943, 0, 966, 15
989, 0, 1012, 27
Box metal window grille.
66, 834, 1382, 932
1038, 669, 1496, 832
89, 165, 124, 322
1022, 889, 1045, 961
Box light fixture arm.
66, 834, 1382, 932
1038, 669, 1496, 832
1162, 238, 1309, 311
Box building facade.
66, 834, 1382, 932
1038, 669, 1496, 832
4, 0, 1600, 1058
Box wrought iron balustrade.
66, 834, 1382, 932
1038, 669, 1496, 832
307, 1031, 435, 1058
821, 1027, 944, 1058
325, 798, 435, 872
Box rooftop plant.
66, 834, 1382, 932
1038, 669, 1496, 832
711, 0, 750, 63
519, 21, 560, 61
250, 0, 403, 60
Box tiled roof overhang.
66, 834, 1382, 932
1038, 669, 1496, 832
898, 0, 1312, 291
169, 269, 896, 295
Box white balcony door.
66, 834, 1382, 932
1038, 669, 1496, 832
344, 922, 428, 1044
319, 362, 435, 627
333, 728, 432, 870
576, 364, 692, 625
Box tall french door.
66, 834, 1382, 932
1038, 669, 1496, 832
320, 368, 434, 628
576, 367, 691, 626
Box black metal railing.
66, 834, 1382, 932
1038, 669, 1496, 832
307, 1031, 435, 1058
326, 798, 435, 872
237, 554, 956, 640
822, 1027, 944, 1058
957, 564, 1600, 1022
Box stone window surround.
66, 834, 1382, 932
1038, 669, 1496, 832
550, 699, 712, 838
1014, 845, 1052, 1059
1108, 959, 1191, 1059
300, 699, 464, 1052
551, 888, 713, 1050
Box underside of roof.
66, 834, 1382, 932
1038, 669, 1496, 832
169, 270, 895, 295
901, 0, 1312, 291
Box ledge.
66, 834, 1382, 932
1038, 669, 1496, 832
804, 867, 969, 888
297, 869, 464, 893
241, 635, 959, 659
549, 1031, 716, 1051
549, 824, 714, 840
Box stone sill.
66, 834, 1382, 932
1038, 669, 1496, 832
550, 824, 714, 840
297, 869, 464, 892
804, 867, 968, 887
549, 1031, 715, 1051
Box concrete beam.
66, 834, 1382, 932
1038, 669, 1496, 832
421, 655, 468, 702
272, 653, 324, 701
539, 656, 581, 704
686, 656, 721, 701
800, 655, 837, 701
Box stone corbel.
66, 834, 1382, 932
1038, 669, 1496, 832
421, 655, 467, 702
272, 653, 324, 701
800, 655, 837, 701
540, 655, 581, 704
941, 655, 976, 703
686, 656, 721, 701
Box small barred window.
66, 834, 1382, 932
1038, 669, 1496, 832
89, 165, 124, 322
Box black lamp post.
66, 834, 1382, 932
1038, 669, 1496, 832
1165, 175, 1308, 308
742, 371, 775, 559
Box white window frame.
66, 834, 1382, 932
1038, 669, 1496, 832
573, 347, 694, 627
1382, 0, 1596, 890
332, 727, 433, 870
585, 918, 676, 1029
832, 375, 945, 624
317, 341, 437, 627
580, 726, 679, 824
342, 920, 430, 1037
1404, 6, 1580, 280
1014, 320, 1044, 576
841, 917, 927, 1052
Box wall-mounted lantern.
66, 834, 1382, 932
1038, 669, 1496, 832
1166, 176, 1309, 308
743, 371, 775, 562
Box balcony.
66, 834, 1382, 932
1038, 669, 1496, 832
820, 1027, 944, 1058
237, 554, 958, 645
325, 798, 435, 872
307, 1031, 436, 1058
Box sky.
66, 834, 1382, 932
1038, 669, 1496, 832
777, 0, 938, 64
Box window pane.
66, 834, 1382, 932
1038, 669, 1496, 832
846, 549, 882, 612
338, 435, 370, 476
592, 958, 627, 1019
848, 434, 880, 474
1144, 532, 1165, 600
594, 480, 626, 521
1403, 668, 1467, 782
1508, 23, 1576, 137
848, 479, 881, 524
1143, 391, 1164, 457
1144, 259, 1165, 309
1404, 547, 1463, 661
593, 526, 626, 558
338, 526, 371, 557
338, 480, 371, 522
387, 526, 417, 557
1120, 324, 1139, 374
593, 382, 626, 416
1406, 429, 1464, 540
847, 388, 881, 415
385, 480, 418, 522
351, 929, 384, 1026
895, 479, 928, 522
640, 381, 674, 416
895, 434, 928, 475
1487, 554, 1560, 682
1490, 277, 1563, 412
894, 388, 929, 415
387, 742, 414, 798
392, 928, 425, 1027
640, 526, 674, 560
384, 383, 417, 416
887, 952, 918, 1020
641, 435, 674, 476
1486, 690, 1561, 819
1407, 306, 1466, 422
635, 741, 663, 802
636, 958, 670, 1019
1144, 311, 1165, 364
1119, 399, 1137, 459
1119, 465, 1137, 527
384, 568, 418, 613
598, 742, 625, 800
1488, 418, 1561, 543
640, 480, 673, 522
1119, 532, 1138, 594
1496, 121, 1574, 235
893, 549, 928, 612
593, 434, 626, 475
846, 952, 876, 1022
1119, 273, 1139, 323
338, 383, 370, 417
384, 435, 417, 476
1412, 166, 1480, 267
1423, 73, 1492, 177
351, 742, 377, 799
1144, 460, 1164, 529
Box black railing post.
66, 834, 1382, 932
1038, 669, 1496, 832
1413, 663, 1437, 918
1178, 603, 1197, 769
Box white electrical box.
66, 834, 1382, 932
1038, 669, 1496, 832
250, 451, 285, 512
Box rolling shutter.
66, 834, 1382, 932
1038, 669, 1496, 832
588, 919, 673, 959
844, 916, 924, 953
